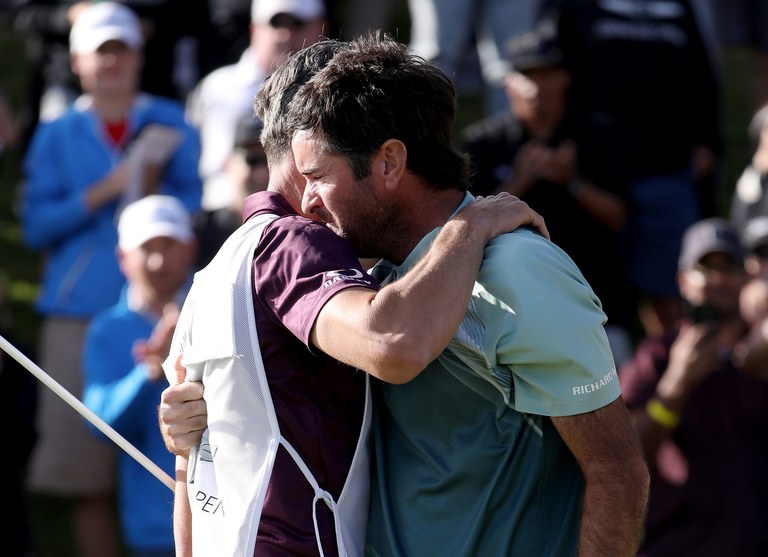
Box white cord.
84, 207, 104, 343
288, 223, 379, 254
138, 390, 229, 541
0, 332, 174, 491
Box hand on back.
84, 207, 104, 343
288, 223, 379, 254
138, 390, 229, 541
460, 192, 550, 242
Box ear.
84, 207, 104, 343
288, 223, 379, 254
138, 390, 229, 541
376, 139, 407, 191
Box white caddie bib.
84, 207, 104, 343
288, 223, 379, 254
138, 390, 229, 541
166, 213, 371, 556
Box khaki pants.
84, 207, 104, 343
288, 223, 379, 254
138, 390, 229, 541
27, 316, 116, 495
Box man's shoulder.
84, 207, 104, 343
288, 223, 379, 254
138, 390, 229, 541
37, 104, 89, 135
88, 301, 140, 334
481, 229, 589, 291
195, 61, 243, 96
486, 227, 552, 256
202, 64, 235, 85
139, 93, 185, 112
134, 94, 190, 127
186, 64, 239, 121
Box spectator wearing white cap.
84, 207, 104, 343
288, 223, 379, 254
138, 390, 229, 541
186, 0, 326, 211
83, 195, 196, 557
20, 4, 201, 557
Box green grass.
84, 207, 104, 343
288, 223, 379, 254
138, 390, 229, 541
0, 18, 42, 348
25, 494, 78, 557
0, 18, 78, 557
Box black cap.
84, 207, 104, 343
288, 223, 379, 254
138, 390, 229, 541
506, 26, 563, 73
678, 218, 744, 271
234, 115, 264, 149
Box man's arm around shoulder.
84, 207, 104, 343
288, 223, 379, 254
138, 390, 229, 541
312, 194, 548, 383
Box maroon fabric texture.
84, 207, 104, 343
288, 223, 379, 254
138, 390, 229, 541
243, 192, 378, 556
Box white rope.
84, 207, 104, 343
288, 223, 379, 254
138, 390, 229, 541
0, 332, 174, 491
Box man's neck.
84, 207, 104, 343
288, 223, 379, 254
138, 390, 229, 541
388, 188, 466, 263
92, 91, 135, 123
128, 283, 177, 318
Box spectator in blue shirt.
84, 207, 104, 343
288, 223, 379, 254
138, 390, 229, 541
83, 195, 197, 557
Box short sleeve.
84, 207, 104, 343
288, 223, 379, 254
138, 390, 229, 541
253, 216, 379, 346
481, 230, 620, 416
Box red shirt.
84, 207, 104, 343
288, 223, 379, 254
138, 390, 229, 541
243, 191, 377, 556
104, 119, 128, 147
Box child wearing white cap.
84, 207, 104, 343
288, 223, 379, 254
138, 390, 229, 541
82, 195, 196, 557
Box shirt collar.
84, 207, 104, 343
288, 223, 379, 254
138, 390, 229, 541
371, 192, 475, 285
241, 190, 297, 223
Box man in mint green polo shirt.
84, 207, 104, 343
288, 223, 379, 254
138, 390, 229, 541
288, 33, 650, 557
366, 217, 625, 556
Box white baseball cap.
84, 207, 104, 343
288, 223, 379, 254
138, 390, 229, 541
70, 2, 144, 54
118, 195, 194, 251
251, 0, 325, 24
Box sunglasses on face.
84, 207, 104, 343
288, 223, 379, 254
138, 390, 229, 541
269, 13, 307, 30
240, 151, 268, 168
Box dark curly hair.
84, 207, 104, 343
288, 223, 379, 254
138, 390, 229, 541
284, 31, 470, 191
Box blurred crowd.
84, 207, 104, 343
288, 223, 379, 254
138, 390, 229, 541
0, 0, 767, 556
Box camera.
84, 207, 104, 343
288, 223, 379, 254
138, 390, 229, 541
683, 302, 718, 324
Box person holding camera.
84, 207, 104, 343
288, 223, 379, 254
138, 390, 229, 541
619, 217, 768, 557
